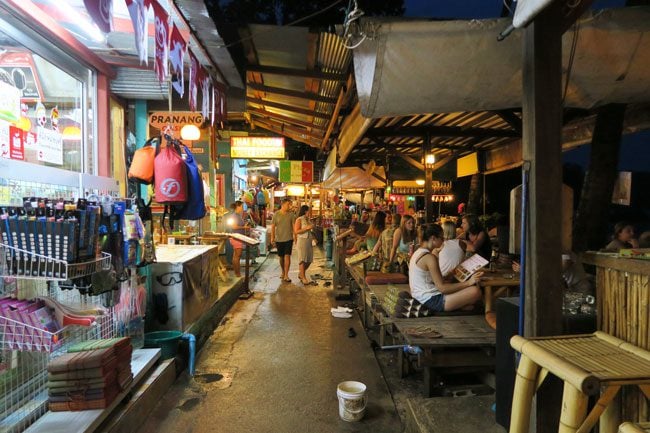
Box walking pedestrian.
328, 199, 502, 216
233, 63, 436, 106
294, 205, 316, 285
271, 198, 296, 282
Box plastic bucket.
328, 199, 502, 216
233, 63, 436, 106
337, 381, 367, 422
144, 331, 183, 360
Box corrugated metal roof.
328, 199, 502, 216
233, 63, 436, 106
110, 67, 169, 100
244, 27, 352, 148
174, 0, 243, 88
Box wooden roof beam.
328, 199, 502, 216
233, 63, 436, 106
253, 120, 321, 147
252, 117, 324, 139
246, 82, 338, 104
247, 98, 331, 120
367, 125, 520, 138
247, 107, 326, 131
246, 65, 347, 82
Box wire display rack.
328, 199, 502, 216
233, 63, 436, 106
0, 243, 111, 281
0, 319, 114, 433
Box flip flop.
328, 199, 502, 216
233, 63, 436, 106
283, 277, 292, 283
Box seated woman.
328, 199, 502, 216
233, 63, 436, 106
363, 211, 386, 269
459, 214, 492, 260
437, 221, 467, 278
372, 213, 400, 273
409, 224, 482, 312
390, 214, 417, 270
604, 221, 639, 251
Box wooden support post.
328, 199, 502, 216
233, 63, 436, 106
521, 3, 564, 432
424, 133, 434, 223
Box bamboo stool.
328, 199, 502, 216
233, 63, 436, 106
509, 332, 650, 433
619, 422, 650, 432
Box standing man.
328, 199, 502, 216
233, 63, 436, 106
271, 198, 296, 282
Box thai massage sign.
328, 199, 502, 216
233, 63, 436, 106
149, 111, 204, 137
230, 137, 285, 159
279, 161, 314, 183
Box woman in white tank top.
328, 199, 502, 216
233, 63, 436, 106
437, 221, 467, 278
408, 224, 483, 312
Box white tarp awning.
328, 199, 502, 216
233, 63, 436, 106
354, 7, 650, 118
321, 167, 386, 190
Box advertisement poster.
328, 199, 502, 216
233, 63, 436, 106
0, 81, 20, 124
23, 131, 37, 149
36, 126, 63, 165
0, 119, 9, 159
9, 126, 23, 160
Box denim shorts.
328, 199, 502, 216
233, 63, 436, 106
422, 294, 445, 312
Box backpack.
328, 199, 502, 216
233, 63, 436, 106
172, 145, 206, 221
128, 137, 159, 184
154, 139, 187, 204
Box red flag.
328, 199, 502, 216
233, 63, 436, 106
169, 24, 186, 97
151, 0, 169, 82
126, 0, 148, 64
188, 49, 200, 111
201, 72, 211, 120
83, 0, 113, 33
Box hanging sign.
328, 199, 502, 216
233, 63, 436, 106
279, 160, 314, 183
149, 111, 204, 135
230, 137, 285, 159
36, 127, 63, 165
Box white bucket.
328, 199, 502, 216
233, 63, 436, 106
337, 381, 367, 422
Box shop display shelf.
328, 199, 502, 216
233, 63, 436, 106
0, 315, 105, 354
0, 243, 111, 281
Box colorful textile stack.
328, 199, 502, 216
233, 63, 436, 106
47, 337, 133, 411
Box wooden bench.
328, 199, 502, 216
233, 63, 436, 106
394, 316, 496, 397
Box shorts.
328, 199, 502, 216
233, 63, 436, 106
422, 294, 445, 312
276, 240, 293, 257
230, 238, 244, 250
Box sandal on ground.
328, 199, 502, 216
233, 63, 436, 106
299, 277, 309, 285
283, 277, 292, 283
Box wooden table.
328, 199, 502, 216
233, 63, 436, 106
479, 271, 520, 313
393, 315, 496, 396
167, 234, 195, 245
198, 234, 229, 283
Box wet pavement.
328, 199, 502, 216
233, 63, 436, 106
139, 248, 402, 433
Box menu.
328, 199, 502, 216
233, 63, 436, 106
453, 254, 489, 282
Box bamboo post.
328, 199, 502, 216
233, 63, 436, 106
601, 395, 622, 433
618, 422, 649, 433
574, 385, 621, 433
509, 355, 540, 433
559, 382, 588, 433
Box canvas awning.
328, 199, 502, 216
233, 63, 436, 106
321, 167, 386, 190
353, 7, 650, 118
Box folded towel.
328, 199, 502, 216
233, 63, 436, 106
47, 361, 117, 381
67, 337, 131, 353
47, 349, 116, 373
48, 371, 117, 390
49, 390, 119, 411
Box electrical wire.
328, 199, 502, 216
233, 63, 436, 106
219, 0, 346, 49
562, 22, 580, 105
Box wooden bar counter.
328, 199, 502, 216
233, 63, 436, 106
582, 252, 650, 429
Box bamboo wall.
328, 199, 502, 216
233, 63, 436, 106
595, 263, 650, 424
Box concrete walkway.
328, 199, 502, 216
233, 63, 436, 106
139, 248, 402, 433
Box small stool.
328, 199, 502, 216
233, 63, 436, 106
619, 422, 650, 432
509, 332, 650, 433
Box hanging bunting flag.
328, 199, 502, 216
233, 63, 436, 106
151, 0, 169, 83
50, 106, 59, 131
126, 0, 148, 65
201, 73, 211, 120
83, 0, 114, 33
169, 24, 186, 97
211, 86, 217, 126
218, 83, 227, 126
188, 49, 200, 112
